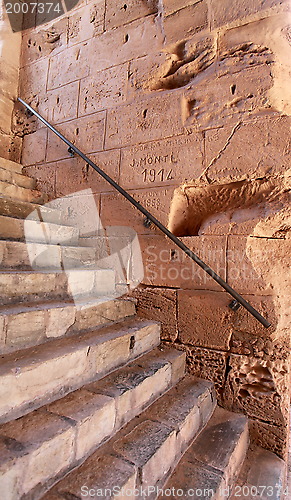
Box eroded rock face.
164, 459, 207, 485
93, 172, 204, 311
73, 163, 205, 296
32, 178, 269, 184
17, 0, 290, 458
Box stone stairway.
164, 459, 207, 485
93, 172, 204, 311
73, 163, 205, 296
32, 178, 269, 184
0, 159, 287, 500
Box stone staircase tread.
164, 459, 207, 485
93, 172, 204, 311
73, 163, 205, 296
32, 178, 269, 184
158, 406, 249, 499
0, 166, 36, 190
0, 318, 160, 424
0, 195, 62, 223
229, 446, 287, 500
0, 158, 23, 174
0, 180, 47, 204
39, 374, 215, 500
0, 347, 186, 499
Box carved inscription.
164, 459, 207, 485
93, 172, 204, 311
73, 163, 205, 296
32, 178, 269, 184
129, 153, 177, 183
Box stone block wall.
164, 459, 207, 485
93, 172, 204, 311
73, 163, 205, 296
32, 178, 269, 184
18, 0, 290, 458
0, 1, 22, 160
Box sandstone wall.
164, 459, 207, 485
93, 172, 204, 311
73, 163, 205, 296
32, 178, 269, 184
18, 0, 290, 458
0, 1, 22, 160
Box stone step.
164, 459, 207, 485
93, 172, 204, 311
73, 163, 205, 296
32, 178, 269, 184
0, 166, 36, 190
40, 374, 216, 500
0, 158, 23, 174
229, 446, 287, 500
0, 297, 136, 353
0, 180, 47, 204
0, 240, 98, 270
0, 196, 63, 224
158, 407, 249, 499
0, 215, 79, 245
0, 347, 187, 500
0, 318, 160, 424
0, 268, 116, 306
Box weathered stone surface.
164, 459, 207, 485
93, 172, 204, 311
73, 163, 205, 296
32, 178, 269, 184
55, 150, 120, 196
160, 407, 248, 499
74, 297, 136, 331
186, 345, 228, 398
119, 132, 203, 189
164, 2, 208, 44
130, 287, 178, 341
4, 308, 46, 348
22, 163, 57, 198
47, 389, 115, 460
105, 0, 158, 30
45, 454, 137, 500
144, 376, 215, 452
0, 409, 75, 494
85, 16, 162, 73
0, 181, 46, 204
47, 43, 90, 90
79, 64, 127, 116
0, 215, 79, 245
163, 0, 202, 16
0, 158, 23, 174
46, 305, 76, 338
0, 197, 61, 223
114, 420, 176, 487
209, 0, 285, 28
0, 167, 35, 190
105, 92, 184, 149
46, 112, 106, 163
68, 1, 105, 45
0, 318, 159, 423
140, 235, 227, 290
177, 290, 233, 351
21, 18, 68, 67
205, 117, 291, 182
249, 420, 288, 459
19, 58, 49, 96
230, 445, 287, 500
87, 349, 172, 428
100, 187, 174, 235
224, 354, 288, 427
22, 128, 47, 166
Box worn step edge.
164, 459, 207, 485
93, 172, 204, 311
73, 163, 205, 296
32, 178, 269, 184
0, 318, 161, 424
0, 240, 99, 270
0, 214, 79, 244
0, 196, 63, 224
0, 346, 186, 500
0, 166, 36, 190
0, 297, 136, 354
229, 446, 287, 500
0, 268, 116, 306
158, 406, 249, 500
40, 374, 216, 500
0, 180, 48, 204
0, 158, 23, 174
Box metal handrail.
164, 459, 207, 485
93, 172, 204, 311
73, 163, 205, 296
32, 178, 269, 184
18, 97, 271, 328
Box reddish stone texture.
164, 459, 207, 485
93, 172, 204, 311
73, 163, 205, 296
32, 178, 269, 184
209, 0, 286, 28
177, 290, 233, 351
119, 132, 204, 189
139, 235, 227, 291
68, 2, 105, 45
105, 0, 158, 30
100, 187, 174, 235
130, 286, 178, 342
79, 64, 128, 116
164, 2, 208, 43
22, 129, 47, 166
17, 0, 290, 461
55, 150, 120, 197
205, 117, 291, 183
46, 112, 106, 163
105, 92, 185, 149
47, 43, 90, 90
85, 16, 162, 74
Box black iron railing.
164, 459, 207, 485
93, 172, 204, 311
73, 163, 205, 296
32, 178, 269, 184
18, 97, 271, 328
